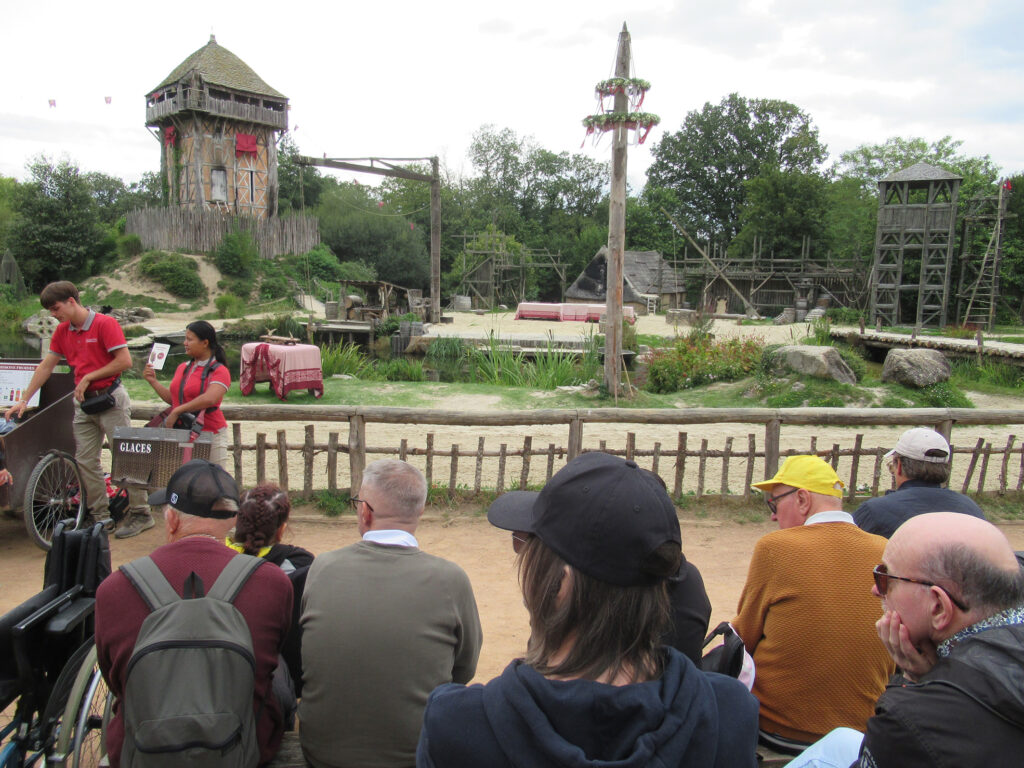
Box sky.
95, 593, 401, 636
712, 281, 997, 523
2, 0, 1022, 193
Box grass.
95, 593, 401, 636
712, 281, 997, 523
950, 359, 1024, 395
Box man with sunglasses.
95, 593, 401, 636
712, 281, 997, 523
786, 511, 1024, 767
732, 455, 892, 754
853, 427, 985, 539
299, 459, 482, 768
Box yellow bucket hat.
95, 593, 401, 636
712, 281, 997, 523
751, 455, 845, 498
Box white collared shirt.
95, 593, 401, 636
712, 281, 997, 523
363, 529, 419, 548
804, 510, 855, 526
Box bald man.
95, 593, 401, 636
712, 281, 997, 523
788, 512, 1024, 767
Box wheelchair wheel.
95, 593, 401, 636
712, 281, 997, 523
54, 645, 109, 768
35, 639, 95, 764
23, 452, 86, 551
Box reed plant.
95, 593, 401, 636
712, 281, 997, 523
320, 342, 371, 377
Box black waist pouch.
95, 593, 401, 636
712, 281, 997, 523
80, 392, 116, 414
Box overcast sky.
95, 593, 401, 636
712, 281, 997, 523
2, 0, 1021, 192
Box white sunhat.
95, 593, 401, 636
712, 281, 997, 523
885, 428, 951, 463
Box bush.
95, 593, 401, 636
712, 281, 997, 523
426, 337, 466, 363
826, 307, 863, 325
117, 233, 143, 258
214, 229, 259, 277
321, 343, 371, 377
836, 347, 867, 382
644, 336, 764, 394
215, 294, 247, 318
376, 358, 425, 382
259, 276, 291, 301
138, 251, 205, 299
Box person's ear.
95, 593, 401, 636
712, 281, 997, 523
928, 587, 958, 632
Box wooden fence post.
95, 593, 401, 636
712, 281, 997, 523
999, 435, 1015, 495
232, 423, 243, 485
744, 434, 756, 501
721, 436, 732, 496
625, 432, 636, 462
848, 434, 863, 501
327, 432, 339, 492
652, 441, 661, 478
568, 417, 583, 460
696, 439, 708, 499
497, 444, 507, 494
474, 437, 485, 495
277, 430, 288, 490
764, 419, 781, 478
673, 432, 687, 498
425, 433, 434, 487
962, 438, 985, 494
256, 433, 267, 486
520, 436, 532, 490
303, 425, 315, 494
348, 414, 366, 496
448, 444, 459, 498
546, 443, 556, 481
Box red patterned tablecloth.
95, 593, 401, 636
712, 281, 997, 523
239, 343, 324, 400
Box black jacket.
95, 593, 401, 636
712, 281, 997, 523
853, 480, 985, 539
858, 616, 1024, 767
665, 560, 713, 665
417, 648, 759, 768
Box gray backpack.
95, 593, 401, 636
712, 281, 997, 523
119, 554, 265, 768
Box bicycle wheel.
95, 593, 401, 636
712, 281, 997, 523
23, 452, 86, 551
54, 645, 109, 768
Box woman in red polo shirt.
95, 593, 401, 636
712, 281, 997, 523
143, 321, 232, 468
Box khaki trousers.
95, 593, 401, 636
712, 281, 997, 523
71, 386, 148, 515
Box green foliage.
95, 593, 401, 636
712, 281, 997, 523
311, 489, 351, 517
215, 294, 247, 318
9, 156, 115, 288
733, 168, 829, 262
214, 229, 259, 277
686, 312, 715, 342
276, 134, 328, 215
462, 334, 597, 389
806, 316, 833, 346
836, 346, 867, 382
122, 324, 151, 339
647, 93, 827, 243
321, 343, 372, 377
826, 307, 864, 324
882, 381, 974, 409
950, 359, 1024, 391
644, 336, 764, 393
258, 275, 291, 300
117, 233, 143, 258
376, 358, 426, 382
942, 324, 981, 339
0, 176, 17, 253
426, 336, 466, 363
138, 251, 205, 298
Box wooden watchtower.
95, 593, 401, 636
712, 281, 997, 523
869, 162, 961, 328
146, 35, 288, 218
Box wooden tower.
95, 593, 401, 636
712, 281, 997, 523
146, 35, 288, 218
869, 162, 961, 328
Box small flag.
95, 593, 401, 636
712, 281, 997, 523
378, 201, 384, 208
104, 96, 112, 104
410, 223, 415, 230
48, 99, 56, 108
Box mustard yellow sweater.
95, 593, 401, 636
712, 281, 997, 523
732, 522, 893, 743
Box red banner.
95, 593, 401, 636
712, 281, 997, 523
235, 133, 258, 157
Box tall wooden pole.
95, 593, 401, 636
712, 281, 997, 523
430, 156, 442, 323
604, 24, 630, 396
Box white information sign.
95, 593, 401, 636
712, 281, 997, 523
148, 343, 171, 371
0, 362, 41, 408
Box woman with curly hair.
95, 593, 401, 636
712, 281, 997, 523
230, 485, 313, 720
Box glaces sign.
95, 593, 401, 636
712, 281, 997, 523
117, 441, 153, 454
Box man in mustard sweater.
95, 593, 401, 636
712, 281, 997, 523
733, 455, 892, 753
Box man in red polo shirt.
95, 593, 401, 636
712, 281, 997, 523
4, 281, 152, 537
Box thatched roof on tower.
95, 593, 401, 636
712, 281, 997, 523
883, 162, 962, 183
151, 35, 285, 99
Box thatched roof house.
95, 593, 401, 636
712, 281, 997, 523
565, 247, 685, 314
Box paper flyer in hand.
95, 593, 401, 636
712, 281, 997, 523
148, 343, 171, 370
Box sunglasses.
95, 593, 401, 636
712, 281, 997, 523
350, 496, 373, 513
765, 487, 799, 515
872, 563, 968, 611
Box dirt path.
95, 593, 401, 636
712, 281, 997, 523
3, 512, 1024, 683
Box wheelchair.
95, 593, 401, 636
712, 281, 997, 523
0, 522, 111, 767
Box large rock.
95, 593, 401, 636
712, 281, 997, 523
770, 345, 857, 385
881, 348, 950, 388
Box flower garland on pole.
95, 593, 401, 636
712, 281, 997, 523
582, 77, 659, 147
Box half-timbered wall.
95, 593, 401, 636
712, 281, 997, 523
160, 115, 276, 218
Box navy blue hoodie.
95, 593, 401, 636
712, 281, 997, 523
417, 648, 758, 768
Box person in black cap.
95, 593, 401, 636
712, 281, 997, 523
418, 452, 759, 768
94, 460, 294, 768
487, 468, 712, 665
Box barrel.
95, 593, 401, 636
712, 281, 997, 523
325, 301, 339, 320
453, 295, 472, 311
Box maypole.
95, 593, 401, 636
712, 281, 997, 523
583, 24, 659, 398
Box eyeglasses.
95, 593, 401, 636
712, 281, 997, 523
350, 496, 373, 513
872, 563, 969, 611
512, 534, 531, 547
765, 487, 799, 515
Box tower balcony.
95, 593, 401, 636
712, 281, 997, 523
146, 90, 287, 130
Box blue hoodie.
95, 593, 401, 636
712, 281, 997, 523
417, 648, 758, 768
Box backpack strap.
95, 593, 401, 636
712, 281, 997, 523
121, 556, 182, 612
207, 554, 264, 604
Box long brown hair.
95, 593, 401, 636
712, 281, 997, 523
518, 535, 678, 683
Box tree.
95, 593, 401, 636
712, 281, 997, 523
733, 168, 829, 259
646, 93, 827, 244
0, 176, 17, 253
9, 156, 113, 288
276, 134, 326, 215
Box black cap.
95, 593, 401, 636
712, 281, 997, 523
148, 459, 239, 519
487, 452, 681, 586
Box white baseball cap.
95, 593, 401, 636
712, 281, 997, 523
885, 428, 951, 463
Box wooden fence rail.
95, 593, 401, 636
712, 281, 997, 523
126, 405, 1024, 502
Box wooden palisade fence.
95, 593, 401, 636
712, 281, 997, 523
126, 208, 319, 259
127, 405, 1024, 504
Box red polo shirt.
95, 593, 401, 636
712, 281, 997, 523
49, 311, 127, 390
170, 359, 231, 432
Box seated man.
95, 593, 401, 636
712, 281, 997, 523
95, 460, 293, 768
733, 455, 892, 749
787, 512, 1024, 767
854, 427, 985, 538
299, 459, 482, 768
